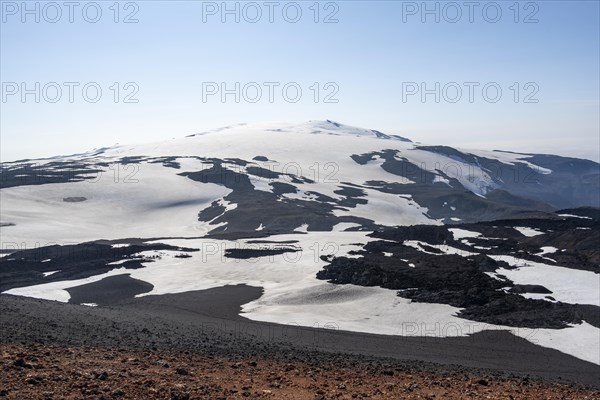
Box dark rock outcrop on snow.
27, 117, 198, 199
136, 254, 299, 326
317, 210, 600, 329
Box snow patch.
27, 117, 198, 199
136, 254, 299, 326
514, 226, 544, 237
449, 228, 481, 240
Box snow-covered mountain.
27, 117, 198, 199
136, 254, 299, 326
1, 121, 599, 365
1, 120, 598, 246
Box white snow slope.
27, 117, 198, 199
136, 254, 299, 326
1, 121, 598, 365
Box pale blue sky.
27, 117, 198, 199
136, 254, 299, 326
1, 1, 599, 161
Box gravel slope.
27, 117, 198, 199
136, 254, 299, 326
1, 285, 598, 389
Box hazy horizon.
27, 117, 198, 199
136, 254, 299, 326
2, 119, 599, 163
2, 1, 599, 162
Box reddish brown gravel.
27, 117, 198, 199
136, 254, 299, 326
1, 344, 598, 400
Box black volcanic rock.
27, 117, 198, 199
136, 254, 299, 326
318, 212, 600, 329
66, 274, 154, 306
0, 241, 197, 293
224, 247, 300, 259
509, 285, 552, 294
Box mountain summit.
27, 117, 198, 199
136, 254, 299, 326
1, 121, 598, 245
